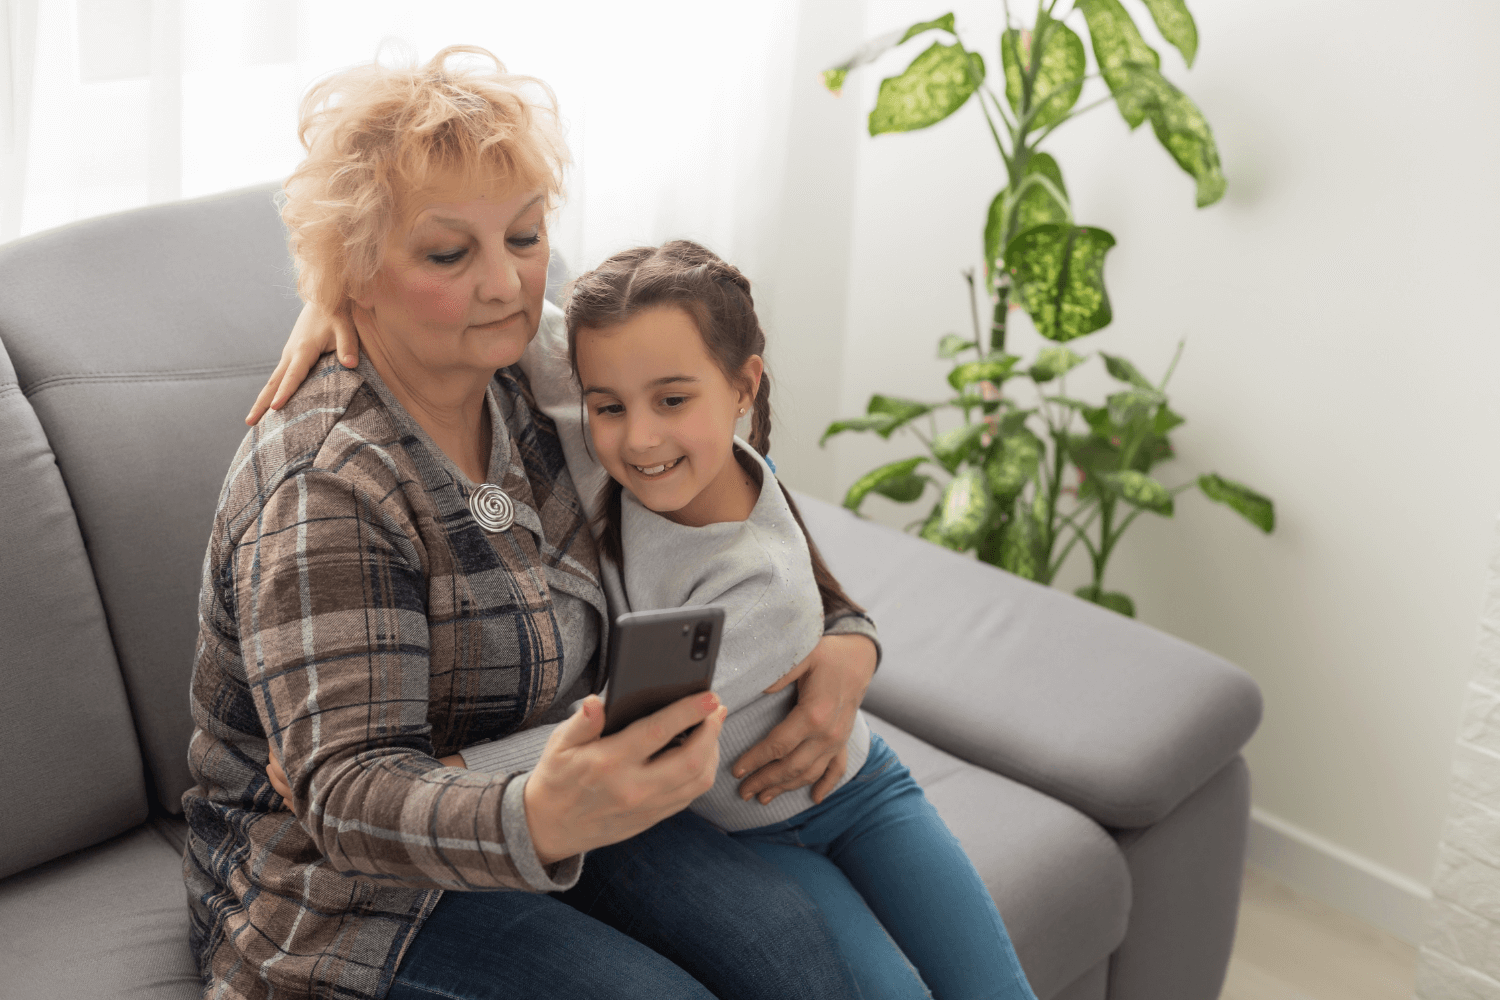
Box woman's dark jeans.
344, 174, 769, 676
387, 810, 859, 1000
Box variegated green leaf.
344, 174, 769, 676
872, 473, 930, 503
938, 333, 977, 358
1110, 62, 1226, 206
1006, 224, 1116, 342
1106, 386, 1165, 427
1001, 17, 1086, 129
1098, 469, 1174, 514
1030, 345, 1087, 382
1154, 406, 1186, 435
984, 429, 1043, 502
931, 422, 988, 472
1077, 0, 1160, 128
1198, 473, 1275, 532
948, 355, 1021, 391
998, 491, 1048, 580
869, 42, 985, 136
1100, 352, 1152, 388
1138, 0, 1198, 66
986, 154, 1070, 284
919, 468, 994, 550
822, 14, 958, 95
842, 456, 929, 511
868, 394, 932, 427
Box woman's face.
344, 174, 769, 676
354, 181, 549, 377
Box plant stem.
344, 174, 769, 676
990, 283, 1011, 353
1159, 339, 1186, 390
1028, 92, 1111, 150
1093, 498, 1114, 589
964, 270, 983, 348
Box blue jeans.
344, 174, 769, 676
389, 809, 859, 1000
731, 735, 1038, 1000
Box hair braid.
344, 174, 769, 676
749, 371, 772, 457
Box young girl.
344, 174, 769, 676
260, 242, 1038, 1000
560, 241, 1037, 1000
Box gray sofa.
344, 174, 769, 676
0, 186, 1262, 1000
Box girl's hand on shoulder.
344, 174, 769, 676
523, 692, 728, 865
730, 633, 877, 806
245, 301, 359, 425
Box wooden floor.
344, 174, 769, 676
1219, 868, 1417, 1000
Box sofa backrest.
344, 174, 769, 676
0, 334, 149, 878
0, 185, 301, 814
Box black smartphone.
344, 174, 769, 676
602, 606, 724, 739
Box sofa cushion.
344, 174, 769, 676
0, 337, 147, 879
0, 185, 301, 813
798, 493, 1262, 830
0, 821, 198, 1000
866, 714, 1130, 1000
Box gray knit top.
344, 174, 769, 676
604, 440, 871, 829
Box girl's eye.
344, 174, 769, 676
661, 396, 688, 409
594, 403, 624, 416
428, 248, 467, 265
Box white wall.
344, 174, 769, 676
807, 0, 1500, 921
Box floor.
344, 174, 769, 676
1219, 867, 1417, 1000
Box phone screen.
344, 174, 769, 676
602, 606, 724, 737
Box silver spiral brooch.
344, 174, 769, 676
468, 483, 515, 533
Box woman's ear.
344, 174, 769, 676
738, 355, 764, 409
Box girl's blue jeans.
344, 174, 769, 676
731, 733, 1038, 1000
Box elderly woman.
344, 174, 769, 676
182, 47, 881, 1000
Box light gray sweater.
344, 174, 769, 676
605, 442, 872, 830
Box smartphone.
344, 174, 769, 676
602, 606, 724, 739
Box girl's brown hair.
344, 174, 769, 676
565, 240, 862, 620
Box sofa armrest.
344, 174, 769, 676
794, 492, 1262, 829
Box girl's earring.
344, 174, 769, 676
738, 408, 746, 415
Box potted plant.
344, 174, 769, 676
821, 0, 1272, 616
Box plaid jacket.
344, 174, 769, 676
182, 354, 605, 1000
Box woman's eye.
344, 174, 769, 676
428, 248, 467, 265
509, 233, 543, 249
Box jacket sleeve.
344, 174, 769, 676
234, 467, 580, 893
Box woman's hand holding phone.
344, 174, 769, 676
524, 691, 728, 865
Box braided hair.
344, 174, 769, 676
565, 240, 861, 619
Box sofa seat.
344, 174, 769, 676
0, 715, 1128, 1000
0, 821, 199, 999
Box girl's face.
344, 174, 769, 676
577, 304, 762, 527
353, 181, 549, 377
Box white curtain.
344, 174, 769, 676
0, 0, 810, 275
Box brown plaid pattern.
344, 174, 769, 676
182, 354, 604, 1000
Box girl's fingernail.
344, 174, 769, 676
700, 693, 719, 712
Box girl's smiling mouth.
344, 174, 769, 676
632, 456, 685, 478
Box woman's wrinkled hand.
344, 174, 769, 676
731, 632, 877, 806
524, 692, 728, 865
265, 745, 466, 806
245, 301, 359, 426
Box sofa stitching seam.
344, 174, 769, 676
22, 361, 275, 397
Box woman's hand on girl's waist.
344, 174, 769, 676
730, 632, 877, 806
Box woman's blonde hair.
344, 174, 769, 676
280, 45, 568, 312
